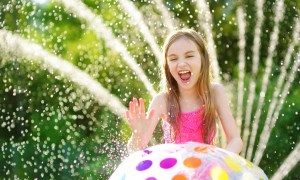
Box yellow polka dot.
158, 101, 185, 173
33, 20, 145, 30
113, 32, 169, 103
210, 167, 229, 180
245, 159, 253, 168
183, 157, 202, 168
172, 174, 187, 180
225, 157, 242, 172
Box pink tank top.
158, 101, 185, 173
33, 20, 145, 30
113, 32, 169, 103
162, 106, 211, 144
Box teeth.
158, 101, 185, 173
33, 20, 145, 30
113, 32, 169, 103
178, 70, 190, 74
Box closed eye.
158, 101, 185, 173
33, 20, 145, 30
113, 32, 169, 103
186, 55, 194, 58
169, 58, 177, 61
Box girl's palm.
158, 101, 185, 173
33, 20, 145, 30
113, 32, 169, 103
126, 98, 154, 136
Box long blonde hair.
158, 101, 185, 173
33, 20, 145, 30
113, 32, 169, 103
162, 29, 216, 144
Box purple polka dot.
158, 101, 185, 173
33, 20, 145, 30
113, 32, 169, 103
136, 160, 153, 171
160, 158, 177, 169
144, 150, 152, 154
146, 177, 157, 180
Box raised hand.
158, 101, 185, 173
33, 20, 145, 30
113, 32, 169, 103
126, 97, 154, 137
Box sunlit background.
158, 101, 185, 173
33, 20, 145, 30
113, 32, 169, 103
0, 0, 299, 179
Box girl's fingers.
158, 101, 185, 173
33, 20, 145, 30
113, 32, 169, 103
139, 98, 145, 114
125, 110, 131, 123
133, 97, 138, 114
129, 101, 134, 113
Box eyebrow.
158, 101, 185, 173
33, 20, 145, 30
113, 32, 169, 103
167, 50, 196, 57
185, 50, 196, 54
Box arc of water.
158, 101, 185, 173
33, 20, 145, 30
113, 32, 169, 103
271, 143, 300, 180
245, 0, 285, 160
236, 6, 246, 133
254, 52, 300, 164
0, 29, 128, 119
119, 0, 162, 62
153, 0, 176, 32
57, 0, 156, 97
194, 0, 221, 83
247, 17, 300, 160
241, 0, 265, 156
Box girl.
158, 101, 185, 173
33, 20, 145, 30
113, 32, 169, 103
126, 29, 243, 154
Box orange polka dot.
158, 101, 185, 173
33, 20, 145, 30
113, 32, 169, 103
194, 146, 209, 153
183, 157, 202, 168
172, 174, 187, 180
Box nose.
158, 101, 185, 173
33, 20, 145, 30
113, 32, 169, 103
178, 60, 188, 68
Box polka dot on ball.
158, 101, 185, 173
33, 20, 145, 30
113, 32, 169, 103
194, 146, 209, 153
224, 157, 242, 172
172, 174, 187, 180
245, 159, 254, 168
160, 158, 177, 169
143, 150, 152, 154
210, 167, 229, 180
136, 160, 152, 171
183, 157, 202, 168
145, 177, 157, 180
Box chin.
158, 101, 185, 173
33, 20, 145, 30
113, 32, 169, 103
178, 82, 197, 90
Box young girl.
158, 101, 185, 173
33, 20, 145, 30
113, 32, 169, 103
126, 29, 243, 154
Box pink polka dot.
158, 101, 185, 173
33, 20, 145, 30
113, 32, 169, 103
160, 158, 177, 169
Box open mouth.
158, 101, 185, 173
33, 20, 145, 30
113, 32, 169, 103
178, 70, 191, 82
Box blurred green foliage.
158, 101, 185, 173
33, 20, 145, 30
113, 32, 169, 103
0, 0, 299, 179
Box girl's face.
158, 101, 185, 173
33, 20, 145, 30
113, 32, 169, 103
166, 37, 202, 91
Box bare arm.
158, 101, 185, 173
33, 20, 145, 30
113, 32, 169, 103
126, 93, 166, 153
213, 83, 243, 154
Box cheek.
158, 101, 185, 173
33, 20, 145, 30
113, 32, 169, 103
190, 62, 201, 77
168, 64, 177, 76
194, 60, 202, 72
167, 62, 173, 71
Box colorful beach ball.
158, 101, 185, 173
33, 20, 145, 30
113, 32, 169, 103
110, 142, 268, 180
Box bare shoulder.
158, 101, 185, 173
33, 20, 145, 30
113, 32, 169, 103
211, 82, 230, 109
149, 92, 167, 118
151, 92, 167, 107
211, 82, 226, 95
